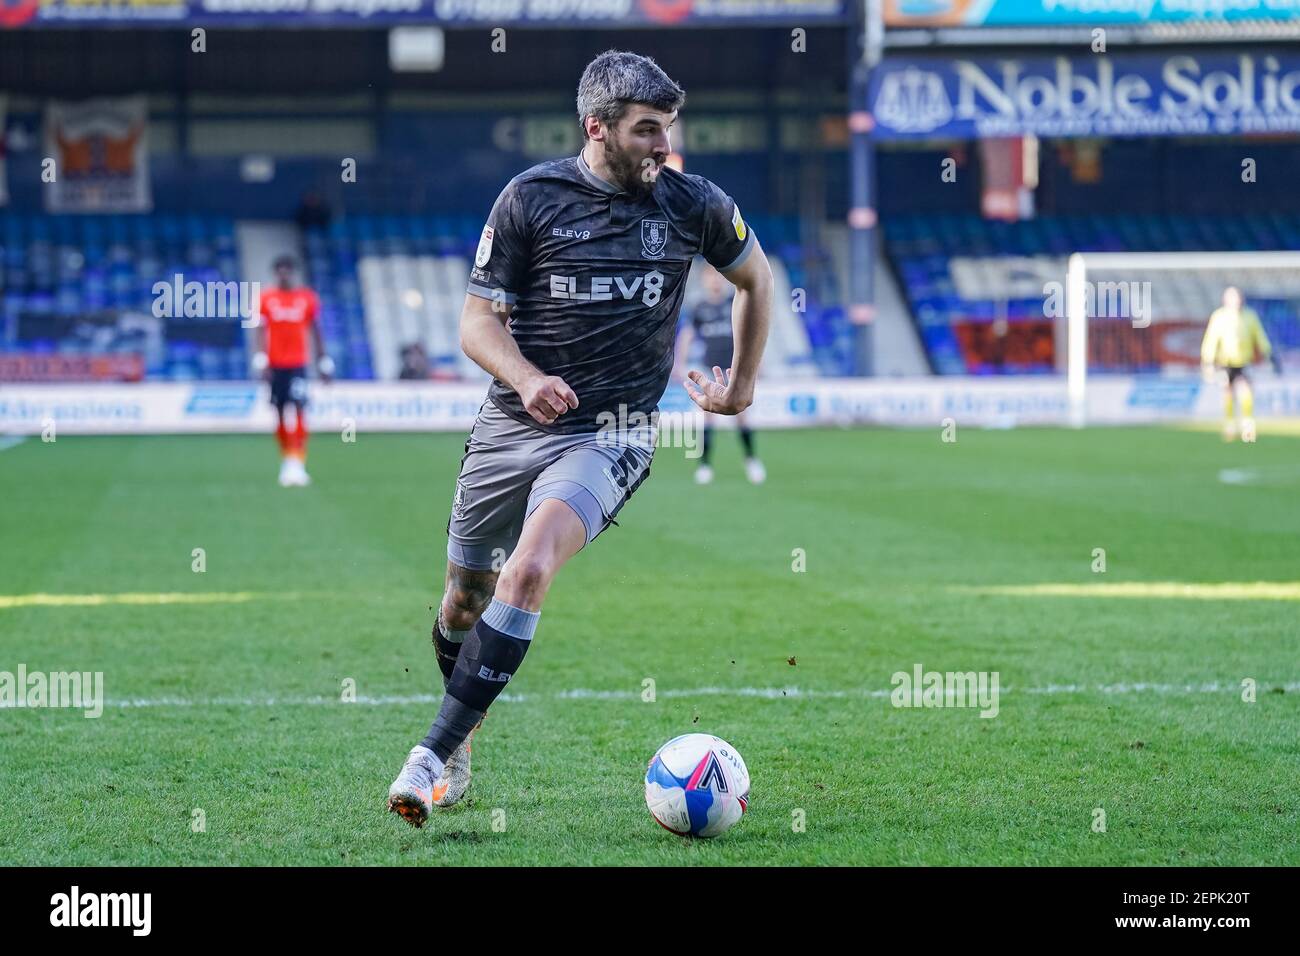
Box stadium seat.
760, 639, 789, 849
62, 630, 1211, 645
886, 213, 1300, 374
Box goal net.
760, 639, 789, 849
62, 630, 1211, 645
1065, 251, 1300, 427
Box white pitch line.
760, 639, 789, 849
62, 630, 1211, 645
1218, 468, 1255, 485
85, 681, 1300, 710
1217, 464, 1300, 486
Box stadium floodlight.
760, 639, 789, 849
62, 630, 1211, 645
1066, 250, 1300, 428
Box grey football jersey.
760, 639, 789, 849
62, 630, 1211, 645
467, 151, 755, 434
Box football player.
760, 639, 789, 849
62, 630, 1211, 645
1201, 286, 1280, 443
387, 50, 773, 826
675, 262, 766, 485
252, 255, 332, 486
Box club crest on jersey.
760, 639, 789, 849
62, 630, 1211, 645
641, 219, 668, 260
475, 226, 494, 269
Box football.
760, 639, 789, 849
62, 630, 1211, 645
644, 733, 750, 838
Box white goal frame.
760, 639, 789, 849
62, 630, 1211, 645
1066, 250, 1300, 428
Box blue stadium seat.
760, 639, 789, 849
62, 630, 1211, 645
886, 212, 1300, 374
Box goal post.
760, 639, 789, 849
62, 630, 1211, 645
1065, 250, 1300, 428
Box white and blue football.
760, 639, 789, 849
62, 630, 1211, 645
645, 733, 750, 838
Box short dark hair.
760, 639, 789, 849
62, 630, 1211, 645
576, 50, 685, 141
273, 255, 297, 271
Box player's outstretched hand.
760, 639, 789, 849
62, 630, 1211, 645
684, 366, 753, 415
520, 374, 579, 425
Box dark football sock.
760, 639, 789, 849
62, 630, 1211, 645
420, 599, 538, 762
420, 695, 483, 763
701, 426, 714, 465
431, 611, 470, 688
739, 427, 755, 458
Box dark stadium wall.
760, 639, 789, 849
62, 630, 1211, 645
9, 29, 1298, 224
0, 101, 845, 222
877, 146, 982, 215
875, 138, 1300, 220
1035, 139, 1300, 217
0, 28, 848, 96
0, 28, 849, 223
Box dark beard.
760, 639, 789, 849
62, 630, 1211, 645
602, 134, 662, 196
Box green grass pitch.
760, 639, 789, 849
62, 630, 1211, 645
1, 425, 1297, 865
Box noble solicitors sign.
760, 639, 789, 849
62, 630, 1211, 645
869, 52, 1300, 139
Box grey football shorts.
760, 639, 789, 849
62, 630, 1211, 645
446, 400, 657, 572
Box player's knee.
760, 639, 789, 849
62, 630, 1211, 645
500, 552, 555, 599
442, 595, 482, 631
443, 575, 495, 629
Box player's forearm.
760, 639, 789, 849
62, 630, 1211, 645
727, 279, 772, 399
310, 326, 335, 377
461, 304, 543, 393
252, 325, 269, 374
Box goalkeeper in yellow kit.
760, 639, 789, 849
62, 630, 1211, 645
1201, 287, 1281, 442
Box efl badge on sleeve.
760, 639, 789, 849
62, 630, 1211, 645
475, 225, 494, 269
731, 205, 747, 241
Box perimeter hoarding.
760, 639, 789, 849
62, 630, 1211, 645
885, 0, 1300, 28
4, 377, 1299, 433
0, 0, 847, 28
869, 50, 1300, 140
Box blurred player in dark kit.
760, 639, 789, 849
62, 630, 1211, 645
676, 262, 766, 485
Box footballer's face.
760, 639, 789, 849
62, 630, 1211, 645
1223, 287, 1242, 310
275, 263, 294, 287
602, 106, 677, 196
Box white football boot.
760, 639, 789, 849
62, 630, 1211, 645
386, 745, 441, 828
285, 457, 311, 487
278, 458, 293, 487
745, 458, 767, 485
694, 465, 714, 485
432, 721, 481, 808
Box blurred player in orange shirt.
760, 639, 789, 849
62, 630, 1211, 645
251, 255, 332, 486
